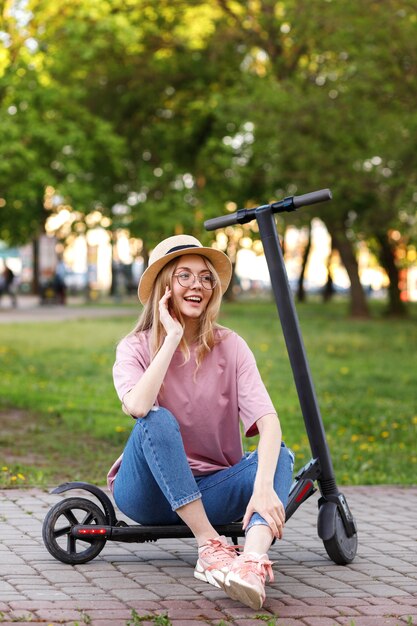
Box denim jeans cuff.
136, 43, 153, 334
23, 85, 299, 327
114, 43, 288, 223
172, 490, 202, 511
245, 516, 270, 534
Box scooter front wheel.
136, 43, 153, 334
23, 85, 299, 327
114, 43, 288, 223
319, 501, 358, 565
42, 497, 107, 564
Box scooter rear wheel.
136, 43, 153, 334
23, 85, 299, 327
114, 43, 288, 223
42, 497, 107, 564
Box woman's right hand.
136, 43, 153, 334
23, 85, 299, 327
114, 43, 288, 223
122, 287, 183, 419
159, 287, 183, 343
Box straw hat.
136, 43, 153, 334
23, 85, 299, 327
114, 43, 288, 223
138, 235, 232, 304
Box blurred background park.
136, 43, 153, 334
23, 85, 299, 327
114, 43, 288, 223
0, 0, 416, 489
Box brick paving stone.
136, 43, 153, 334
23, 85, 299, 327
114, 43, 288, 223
335, 618, 411, 626
324, 569, 374, 583
161, 565, 192, 573
264, 605, 340, 619
20, 590, 71, 600
192, 598, 227, 610
393, 596, 417, 605
95, 621, 155, 626
0, 595, 22, 602
111, 588, 162, 601
121, 600, 162, 612
5, 611, 36, 623
334, 587, 379, 596
35, 608, 89, 621
9, 600, 122, 610
303, 619, 348, 626
278, 597, 310, 605
396, 585, 417, 593
166, 608, 226, 620
353, 584, 411, 596
357, 603, 417, 616
367, 598, 406, 605
0, 565, 37, 576
131, 574, 176, 585
399, 614, 417, 623
159, 600, 201, 609
83, 608, 136, 620
274, 583, 331, 597
0, 622, 38, 626
42, 569, 89, 583
303, 597, 371, 606
227, 620, 261, 626
85, 622, 137, 626
171, 621, 221, 626
95, 577, 140, 590
116, 563, 161, 573
144, 583, 198, 597
270, 621, 310, 626
197, 589, 224, 603
221, 605, 265, 619
294, 576, 356, 591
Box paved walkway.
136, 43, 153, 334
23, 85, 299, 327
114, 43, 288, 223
1, 485, 416, 626
0, 296, 137, 323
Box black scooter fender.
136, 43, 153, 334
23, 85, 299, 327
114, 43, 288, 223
51, 481, 117, 526
317, 499, 338, 541
317, 493, 357, 541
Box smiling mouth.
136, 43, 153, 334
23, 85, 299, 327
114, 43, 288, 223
184, 296, 202, 303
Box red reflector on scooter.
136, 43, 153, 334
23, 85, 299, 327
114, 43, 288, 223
295, 480, 314, 503
78, 528, 107, 535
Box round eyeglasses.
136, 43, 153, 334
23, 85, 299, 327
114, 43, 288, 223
173, 271, 217, 290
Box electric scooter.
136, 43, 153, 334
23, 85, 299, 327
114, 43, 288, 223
42, 188, 358, 567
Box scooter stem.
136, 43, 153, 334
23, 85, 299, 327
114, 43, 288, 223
256, 205, 338, 497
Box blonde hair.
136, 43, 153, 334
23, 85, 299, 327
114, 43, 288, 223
131, 256, 224, 369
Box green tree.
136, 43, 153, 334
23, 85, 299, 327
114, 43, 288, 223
191, 0, 417, 316
0, 0, 129, 288
2, 0, 416, 315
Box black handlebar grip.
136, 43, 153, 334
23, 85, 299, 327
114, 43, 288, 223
204, 213, 238, 231
293, 188, 332, 209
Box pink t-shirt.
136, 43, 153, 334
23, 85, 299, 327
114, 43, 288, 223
107, 328, 276, 490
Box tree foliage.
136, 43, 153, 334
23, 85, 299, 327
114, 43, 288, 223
0, 0, 128, 243
1, 0, 416, 314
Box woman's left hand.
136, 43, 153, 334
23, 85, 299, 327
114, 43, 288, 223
242, 487, 286, 539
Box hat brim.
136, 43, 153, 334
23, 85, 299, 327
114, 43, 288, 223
138, 247, 232, 304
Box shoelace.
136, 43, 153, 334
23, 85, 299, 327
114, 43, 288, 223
202, 538, 243, 570
233, 555, 275, 583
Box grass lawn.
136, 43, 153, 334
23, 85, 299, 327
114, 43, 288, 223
0, 299, 416, 488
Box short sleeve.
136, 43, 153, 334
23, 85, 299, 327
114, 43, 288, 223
235, 334, 277, 437
112, 333, 151, 402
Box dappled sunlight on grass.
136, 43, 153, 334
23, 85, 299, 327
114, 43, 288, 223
225, 300, 417, 486
0, 301, 416, 486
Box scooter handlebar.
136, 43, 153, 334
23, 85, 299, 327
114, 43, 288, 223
292, 188, 332, 209
204, 188, 332, 231
204, 212, 239, 231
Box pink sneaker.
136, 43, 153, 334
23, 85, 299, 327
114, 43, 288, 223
194, 536, 240, 588
223, 552, 274, 609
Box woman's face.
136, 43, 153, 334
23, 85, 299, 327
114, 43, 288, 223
171, 254, 214, 320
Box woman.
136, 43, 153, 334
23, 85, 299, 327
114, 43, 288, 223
107, 234, 294, 610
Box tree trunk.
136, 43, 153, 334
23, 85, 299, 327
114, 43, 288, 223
224, 259, 237, 301
223, 233, 239, 301
297, 224, 311, 303
376, 232, 408, 317
322, 245, 335, 303
31, 237, 40, 295
328, 226, 370, 318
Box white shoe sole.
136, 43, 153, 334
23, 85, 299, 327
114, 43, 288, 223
194, 562, 225, 588
222, 575, 264, 610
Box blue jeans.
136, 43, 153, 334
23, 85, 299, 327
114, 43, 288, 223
113, 407, 295, 533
